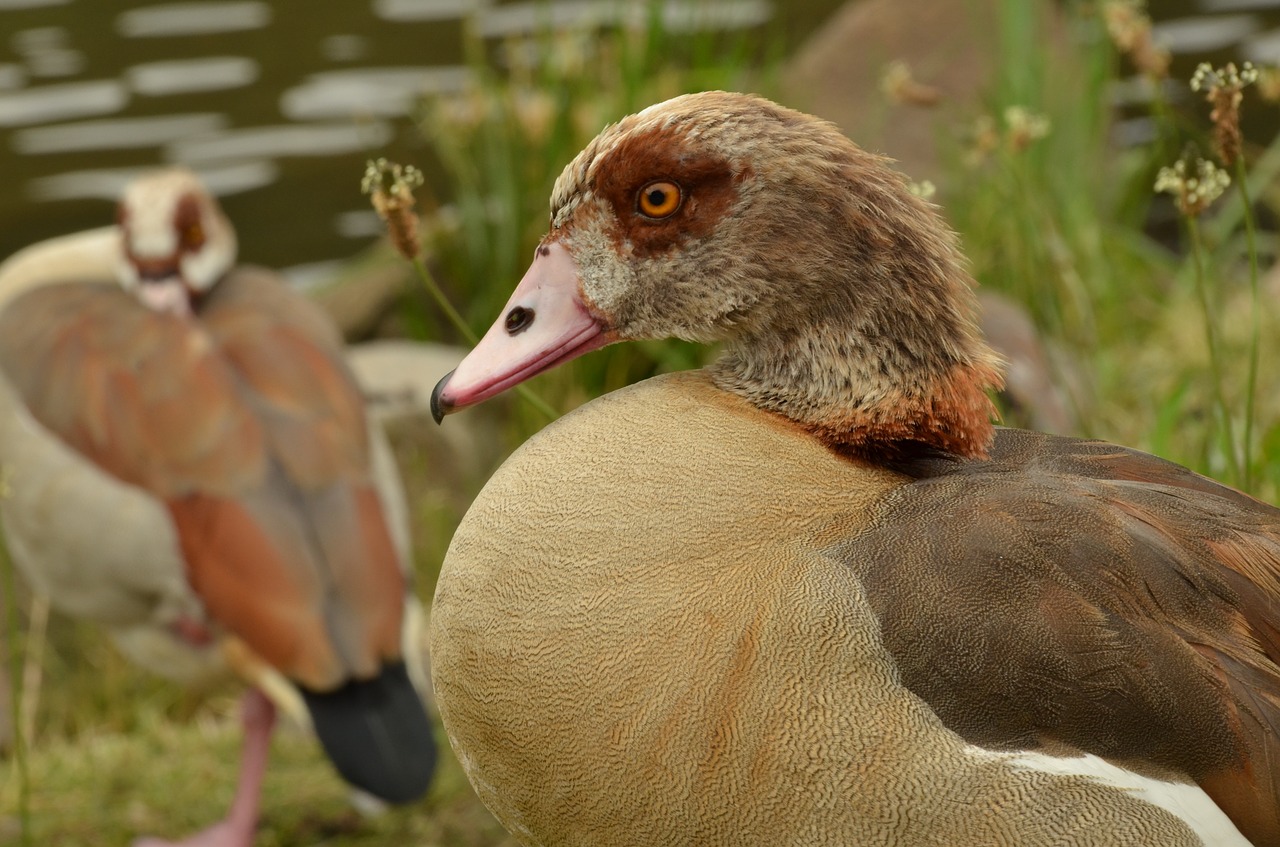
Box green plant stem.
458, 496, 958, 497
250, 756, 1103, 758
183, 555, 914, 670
1186, 218, 1242, 484
413, 256, 479, 346
0, 497, 31, 847
1234, 157, 1260, 493
410, 256, 559, 422
1208, 130, 1280, 242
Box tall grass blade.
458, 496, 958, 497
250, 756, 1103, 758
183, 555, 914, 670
0, 480, 31, 847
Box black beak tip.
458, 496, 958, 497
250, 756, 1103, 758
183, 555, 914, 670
430, 370, 454, 425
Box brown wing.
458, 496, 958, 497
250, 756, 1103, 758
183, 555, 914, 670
836, 428, 1280, 845
0, 272, 405, 691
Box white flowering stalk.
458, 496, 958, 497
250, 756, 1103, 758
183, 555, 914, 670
362, 158, 426, 261
1154, 158, 1230, 217
1191, 61, 1257, 166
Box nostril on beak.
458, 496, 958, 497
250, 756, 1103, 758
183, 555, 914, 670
505, 306, 535, 336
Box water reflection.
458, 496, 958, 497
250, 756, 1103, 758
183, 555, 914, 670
373, 0, 474, 23
168, 122, 394, 164
0, 79, 126, 127
115, 1, 271, 38
12, 26, 84, 78
0, 0, 68, 8
285, 259, 347, 290
1245, 27, 1280, 62
28, 160, 277, 201
0, 0, 487, 268
126, 57, 259, 97
0, 65, 26, 90
281, 67, 471, 121
371, 0, 772, 32
1202, 0, 1280, 11
1154, 15, 1259, 54
334, 209, 388, 240
320, 34, 370, 63
472, 0, 771, 37
13, 113, 227, 154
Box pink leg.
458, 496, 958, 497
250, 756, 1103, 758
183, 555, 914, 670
134, 688, 277, 847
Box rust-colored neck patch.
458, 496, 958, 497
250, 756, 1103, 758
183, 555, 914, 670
804, 360, 1003, 462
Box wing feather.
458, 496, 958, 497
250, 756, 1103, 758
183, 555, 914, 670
840, 429, 1280, 844
0, 273, 404, 691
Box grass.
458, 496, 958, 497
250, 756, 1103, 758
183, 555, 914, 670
2, 710, 511, 847
939, 0, 1279, 500
4, 0, 1280, 844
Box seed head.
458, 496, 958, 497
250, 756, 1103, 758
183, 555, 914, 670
362, 158, 425, 261
1154, 157, 1230, 217
880, 60, 942, 108
1004, 106, 1050, 152
1102, 0, 1170, 80
907, 179, 936, 200
1191, 61, 1257, 166
511, 88, 556, 143
963, 115, 1000, 167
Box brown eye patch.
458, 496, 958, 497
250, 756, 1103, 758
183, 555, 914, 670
174, 193, 205, 250
593, 124, 750, 258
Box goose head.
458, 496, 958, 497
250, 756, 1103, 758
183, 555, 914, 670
115, 168, 237, 316
434, 91, 1004, 459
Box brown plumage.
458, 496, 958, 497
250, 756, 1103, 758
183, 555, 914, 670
0, 265, 405, 690
848, 431, 1280, 842
0, 170, 435, 847
431, 92, 1278, 845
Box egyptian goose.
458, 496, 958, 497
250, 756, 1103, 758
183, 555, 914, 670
0, 169, 436, 846
430, 92, 1279, 846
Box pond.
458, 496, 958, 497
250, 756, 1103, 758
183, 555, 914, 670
0, 0, 841, 282
0, 0, 1277, 282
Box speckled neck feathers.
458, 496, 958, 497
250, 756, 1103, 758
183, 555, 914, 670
550, 91, 1003, 460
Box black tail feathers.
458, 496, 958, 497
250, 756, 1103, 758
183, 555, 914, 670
302, 661, 437, 804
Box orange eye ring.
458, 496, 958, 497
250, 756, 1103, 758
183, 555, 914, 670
637, 180, 682, 219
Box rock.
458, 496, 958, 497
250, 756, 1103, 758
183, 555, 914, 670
309, 255, 410, 342
782, 0, 1063, 183
977, 291, 1082, 435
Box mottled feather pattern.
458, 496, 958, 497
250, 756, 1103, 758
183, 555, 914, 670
434, 373, 1229, 845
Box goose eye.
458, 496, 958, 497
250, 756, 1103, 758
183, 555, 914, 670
182, 223, 205, 249
637, 181, 681, 219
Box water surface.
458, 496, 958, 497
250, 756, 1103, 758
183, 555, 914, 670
0, 0, 1276, 278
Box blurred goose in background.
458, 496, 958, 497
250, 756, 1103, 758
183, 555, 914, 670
975, 289, 1080, 434
0, 168, 436, 847
430, 92, 1278, 846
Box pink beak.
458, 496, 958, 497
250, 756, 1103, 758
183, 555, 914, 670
431, 241, 614, 421
137, 278, 193, 317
